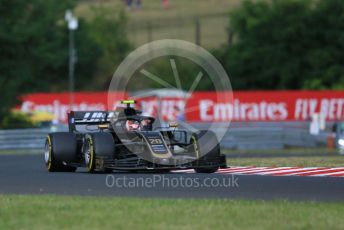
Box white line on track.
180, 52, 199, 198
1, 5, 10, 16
253, 167, 317, 175
173, 167, 344, 177
279, 168, 344, 176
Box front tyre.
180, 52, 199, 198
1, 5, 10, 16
191, 130, 221, 173
83, 133, 115, 173
45, 133, 77, 172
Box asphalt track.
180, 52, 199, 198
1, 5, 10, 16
1, 155, 344, 202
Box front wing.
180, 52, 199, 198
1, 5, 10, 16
92, 153, 227, 171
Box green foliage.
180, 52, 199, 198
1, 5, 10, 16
73, 19, 103, 91
0, 1, 131, 122
215, 0, 344, 90
1, 112, 35, 129
0, 0, 63, 118
0, 0, 95, 118
85, 7, 131, 90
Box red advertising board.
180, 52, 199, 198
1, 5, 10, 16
20, 92, 127, 122
187, 91, 344, 122
19, 91, 344, 123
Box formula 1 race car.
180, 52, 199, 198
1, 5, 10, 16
44, 100, 227, 173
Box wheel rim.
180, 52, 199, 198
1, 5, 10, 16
84, 140, 91, 166
44, 140, 50, 164
192, 136, 199, 159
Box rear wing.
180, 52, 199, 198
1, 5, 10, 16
68, 111, 117, 132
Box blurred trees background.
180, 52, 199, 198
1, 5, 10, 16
1, 0, 344, 124
0, 0, 130, 121
215, 0, 344, 90
85, 7, 131, 90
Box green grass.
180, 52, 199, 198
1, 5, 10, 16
228, 156, 344, 167
223, 148, 339, 155
76, 0, 240, 48
0, 195, 344, 230
0, 149, 41, 155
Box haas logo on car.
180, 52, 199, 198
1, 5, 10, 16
75, 112, 117, 123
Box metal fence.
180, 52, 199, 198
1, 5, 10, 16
193, 122, 328, 150
0, 122, 329, 151
0, 129, 50, 150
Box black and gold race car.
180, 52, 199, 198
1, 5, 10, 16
44, 100, 226, 173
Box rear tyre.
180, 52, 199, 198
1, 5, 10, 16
84, 133, 115, 173
45, 133, 77, 172
191, 130, 220, 173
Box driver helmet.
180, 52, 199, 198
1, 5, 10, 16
125, 120, 140, 131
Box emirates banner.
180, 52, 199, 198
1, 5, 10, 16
19, 91, 344, 123
187, 91, 344, 122
20, 92, 126, 123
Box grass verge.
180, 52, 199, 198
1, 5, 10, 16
223, 148, 339, 155
0, 149, 41, 155
228, 156, 344, 167
0, 195, 344, 230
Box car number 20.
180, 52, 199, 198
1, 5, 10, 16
149, 138, 163, 144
